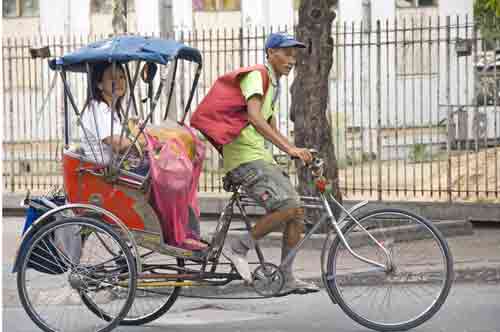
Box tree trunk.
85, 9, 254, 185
291, 0, 342, 219
112, 0, 127, 35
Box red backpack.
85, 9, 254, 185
190, 64, 270, 154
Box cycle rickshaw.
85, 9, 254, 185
13, 36, 454, 332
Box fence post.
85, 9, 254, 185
7, 38, 15, 192
376, 20, 382, 201
445, 16, 452, 202
179, 29, 185, 119
239, 27, 244, 67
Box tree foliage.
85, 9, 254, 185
486, 0, 500, 16
474, 0, 500, 41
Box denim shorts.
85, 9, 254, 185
227, 159, 302, 212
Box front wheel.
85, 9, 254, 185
325, 209, 453, 331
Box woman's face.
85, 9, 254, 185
98, 66, 127, 101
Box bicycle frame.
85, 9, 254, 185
229, 190, 394, 275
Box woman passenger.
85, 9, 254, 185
79, 62, 148, 175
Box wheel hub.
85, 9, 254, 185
68, 271, 86, 290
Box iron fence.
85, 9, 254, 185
2, 16, 500, 202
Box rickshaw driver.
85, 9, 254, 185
222, 33, 319, 293
80, 62, 148, 175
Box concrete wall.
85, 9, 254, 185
241, 0, 294, 28
3, 0, 89, 36
90, 13, 137, 35
2, 17, 40, 36
193, 11, 241, 29
135, 0, 192, 34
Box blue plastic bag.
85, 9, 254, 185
14, 196, 69, 274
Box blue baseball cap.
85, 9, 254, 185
265, 33, 306, 50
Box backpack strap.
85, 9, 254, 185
255, 65, 269, 98
237, 64, 270, 98
255, 66, 272, 124
259, 67, 270, 96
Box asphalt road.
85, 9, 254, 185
2, 283, 499, 332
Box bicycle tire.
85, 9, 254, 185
17, 216, 137, 332
324, 208, 453, 331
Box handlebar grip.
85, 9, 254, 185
290, 148, 318, 160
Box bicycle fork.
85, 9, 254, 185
323, 194, 394, 272
279, 195, 394, 276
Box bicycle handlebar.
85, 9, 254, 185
291, 149, 324, 178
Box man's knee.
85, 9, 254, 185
276, 197, 303, 213
275, 204, 305, 226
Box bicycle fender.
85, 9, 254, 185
12, 204, 142, 274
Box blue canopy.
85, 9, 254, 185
49, 35, 202, 72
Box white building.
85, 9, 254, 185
2, 0, 474, 36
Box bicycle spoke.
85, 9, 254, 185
40, 238, 69, 272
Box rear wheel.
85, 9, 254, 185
325, 209, 453, 331
17, 217, 137, 332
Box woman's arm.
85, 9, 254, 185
103, 135, 133, 153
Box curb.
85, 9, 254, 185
4, 192, 500, 222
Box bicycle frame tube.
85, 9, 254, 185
235, 197, 268, 266
279, 213, 331, 269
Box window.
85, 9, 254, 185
90, 0, 135, 14
3, 0, 39, 17
193, 0, 241, 11
396, 0, 437, 7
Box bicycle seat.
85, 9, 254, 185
222, 167, 261, 193
222, 173, 241, 192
